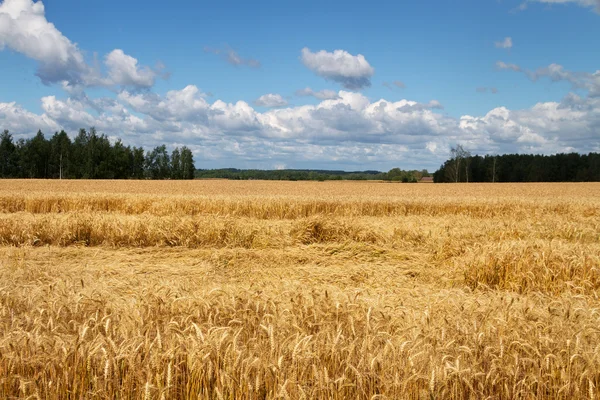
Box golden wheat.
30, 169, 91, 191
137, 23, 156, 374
0, 180, 599, 399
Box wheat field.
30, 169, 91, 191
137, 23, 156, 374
1, 180, 599, 399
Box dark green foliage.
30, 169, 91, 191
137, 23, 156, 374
180, 147, 196, 180
48, 130, 72, 179
145, 144, 171, 179
112, 140, 134, 179
195, 168, 429, 181
0, 128, 195, 180
0, 130, 18, 178
131, 147, 146, 179
171, 148, 182, 180
433, 153, 600, 183
19, 130, 50, 178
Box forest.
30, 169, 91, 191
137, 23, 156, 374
0, 129, 195, 179
195, 168, 430, 182
433, 145, 600, 183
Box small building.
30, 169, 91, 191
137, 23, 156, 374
420, 176, 434, 183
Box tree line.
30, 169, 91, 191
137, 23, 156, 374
433, 145, 600, 183
0, 129, 195, 179
0, 128, 432, 181
196, 168, 430, 182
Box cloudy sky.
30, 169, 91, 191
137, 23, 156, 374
1, 0, 599, 171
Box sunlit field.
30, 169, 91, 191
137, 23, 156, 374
1, 180, 599, 399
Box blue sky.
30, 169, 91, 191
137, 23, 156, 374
1, 0, 599, 170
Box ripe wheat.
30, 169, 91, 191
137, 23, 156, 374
0, 180, 599, 399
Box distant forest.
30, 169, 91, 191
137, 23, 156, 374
196, 168, 430, 182
433, 147, 600, 183
0, 129, 195, 179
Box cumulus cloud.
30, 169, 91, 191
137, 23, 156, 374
204, 45, 260, 68
118, 85, 212, 124
425, 141, 441, 154
41, 96, 97, 128
38, 95, 149, 135
383, 81, 406, 90
253, 94, 289, 108
458, 95, 600, 153
397, 100, 444, 113
295, 87, 340, 100
0, 101, 60, 134
495, 37, 513, 49
301, 47, 374, 90
104, 50, 159, 88
0, 0, 162, 89
0, 0, 90, 85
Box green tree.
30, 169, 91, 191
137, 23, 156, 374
23, 130, 50, 178
145, 145, 171, 179
180, 146, 195, 179
85, 128, 114, 179
0, 130, 18, 178
112, 140, 133, 179
447, 144, 470, 183
131, 147, 145, 179
171, 147, 182, 179
72, 128, 89, 178
49, 130, 72, 179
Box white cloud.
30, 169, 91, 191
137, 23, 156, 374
254, 93, 289, 108
105, 50, 158, 88
295, 87, 340, 100
459, 107, 543, 148
456, 95, 600, 154
495, 37, 513, 49
0, 0, 89, 85
41, 96, 97, 128
119, 85, 211, 122
39, 95, 149, 135
425, 141, 439, 153
397, 100, 443, 113
0, 0, 162, 89
301, 48, 374, 90
0, 101, 60, 135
